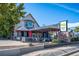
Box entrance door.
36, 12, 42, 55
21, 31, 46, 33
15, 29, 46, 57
21, 31, 24, 37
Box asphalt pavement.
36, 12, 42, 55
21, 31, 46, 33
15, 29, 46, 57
69, 52, 79, 56
22, 44, 79, 56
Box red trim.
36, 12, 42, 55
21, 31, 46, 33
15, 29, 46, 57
28, 31, 32, 37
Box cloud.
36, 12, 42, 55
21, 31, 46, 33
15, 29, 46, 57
68, 22, 79, 28
55, 4, 79, 13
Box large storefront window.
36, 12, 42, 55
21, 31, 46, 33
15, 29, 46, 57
17, 32, 20, 37
20, 31, 29, 37
43, 32, 48, 38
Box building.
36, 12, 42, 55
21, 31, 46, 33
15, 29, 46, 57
14, 13, 60, 42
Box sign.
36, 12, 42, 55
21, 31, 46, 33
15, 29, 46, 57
60, 20, 68, 31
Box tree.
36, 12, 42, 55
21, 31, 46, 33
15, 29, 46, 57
0, 3, 26, 38
74, 26, 79, 32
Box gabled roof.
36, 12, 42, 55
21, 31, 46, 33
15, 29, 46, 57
15, 13, 40, 30
26, 13, 40, 27
21, 13, 40, 27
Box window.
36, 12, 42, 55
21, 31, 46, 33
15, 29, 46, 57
26, 21, 33, 28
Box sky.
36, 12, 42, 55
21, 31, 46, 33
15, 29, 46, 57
23, 3, 79, 27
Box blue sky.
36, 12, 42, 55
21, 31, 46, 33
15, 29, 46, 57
23, 3, 79, 26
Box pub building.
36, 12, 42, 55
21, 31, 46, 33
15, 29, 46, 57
14, 13, 60, 42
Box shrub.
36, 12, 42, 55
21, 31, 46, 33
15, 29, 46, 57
71, 37, 79, 42
52, 39, 59, 43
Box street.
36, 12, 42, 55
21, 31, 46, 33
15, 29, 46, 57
1, 40, 79, 56
22, 44, 79, 56
69, 52, 79, 56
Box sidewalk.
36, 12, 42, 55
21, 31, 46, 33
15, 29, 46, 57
0, 40, 43, 49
